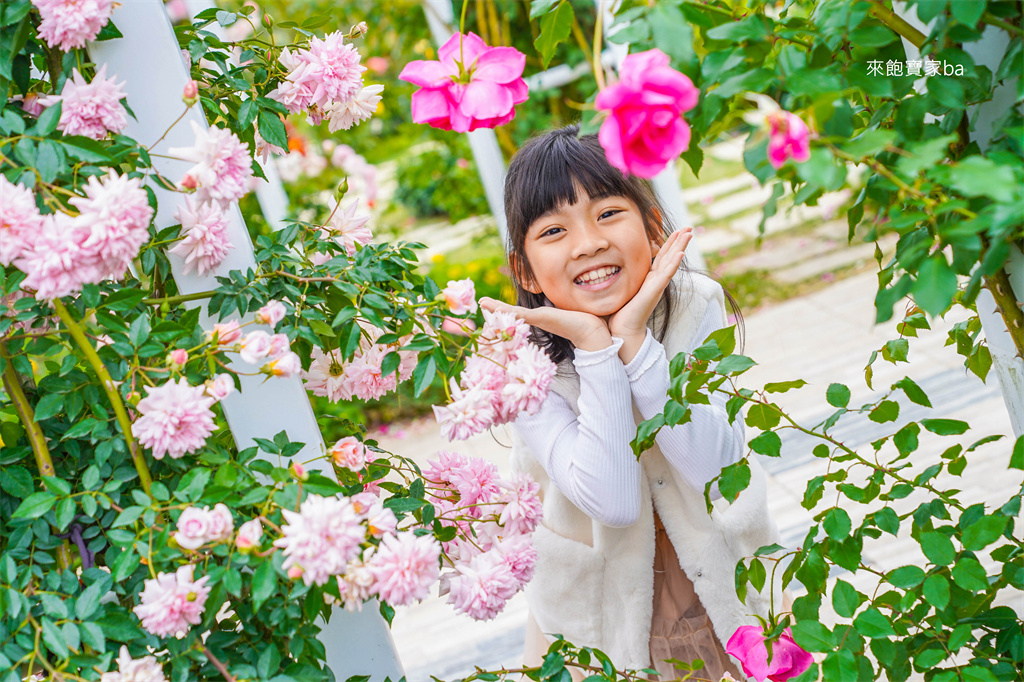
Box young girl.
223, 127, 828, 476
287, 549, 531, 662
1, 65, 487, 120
480, 126, 781, 680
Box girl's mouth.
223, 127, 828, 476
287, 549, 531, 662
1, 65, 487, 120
574, 266, 621, 290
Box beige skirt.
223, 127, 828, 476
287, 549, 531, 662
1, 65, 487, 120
523, 512, 742, 681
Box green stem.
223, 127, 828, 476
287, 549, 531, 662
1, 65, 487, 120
592, 0, 606, 90
141, 290, 217, 306
1, 343, 74, 570
869, 2, 927, 49
51, 300, 153, 496
981, 12, 1023, 36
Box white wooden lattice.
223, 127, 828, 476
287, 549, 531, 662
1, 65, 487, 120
87, 3, 405, 678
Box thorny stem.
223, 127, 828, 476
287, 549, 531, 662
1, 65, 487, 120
1, 343, 74, 570
201, 645, 238, 682
147, 105, 191, 152
52, 300, 153, 496
983, 266, 1024, 359
869, 2, 927, 48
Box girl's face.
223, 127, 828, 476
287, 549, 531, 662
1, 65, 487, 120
519, 192, 657, 317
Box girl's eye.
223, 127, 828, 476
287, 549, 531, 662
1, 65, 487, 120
598, 209, 622, 220
540, 226, 564, 237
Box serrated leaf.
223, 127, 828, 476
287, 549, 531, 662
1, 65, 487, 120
826, 383, 850, 408
534, 1, 573, 68
13, 491, 55, 519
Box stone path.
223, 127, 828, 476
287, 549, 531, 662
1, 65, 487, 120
379, 269, 1020, 682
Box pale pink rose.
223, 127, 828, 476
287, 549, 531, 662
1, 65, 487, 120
168, 196, 233, 276
269, 32, 365, 123
441, 316, 476, 336
13, 93, 46, 117
462, 354, 505, 395
302, 346, 348, 402
239, 330, 274, 365
337, 554, 376, 612
289, 461, 308, 480
131, 378, 216, 460
69, 171, 154, 280
399, 32, 528, 133
254, 131, 286, 165
456, 157, 469, 170
331, 436, 368, 471
493, 533, 537, 587
366, 56, 389, 74
100, 645, 167, 682
174, 506, 211, 551
499, 343, 557, 419
498, 473, 542, 535
33, 0, 114, 52
169, 121, 254, 206
255, 300, 286, 326
595, 49, 699, 178
350, 491, 379, 517
446, 549, 518, 620
165, 0, 189, 22
366, 504, 397, 539
725, 626, 813, 682
322, 198, 372, 256
182, 79, 198, 103
432, 381, 496, 441
204, 373, 235, 401
274, 494, 366, 586
0, 175, 43, 266
287, 565, 305, 580
167, 349, 188, 367
15, 213, 94, 301
448, 456, 502, 511
476, 309, 529, 364
133, 565, 211, 638
265, 351, 301, 378
423, 450, 468, 487
330, 143, 355, 168
42, 65, 127, 140
204, 503, 233, 542
369, 531, 441, 606
342, 345, 398, 401
209, 320, 242, 345
766, 111, 811, 169
235, 518, 263, 550
443, 278, 477, 315
267, 333, 291, 359
326, 84, 384, 132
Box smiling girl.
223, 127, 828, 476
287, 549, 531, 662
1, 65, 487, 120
481, 126, 780, 680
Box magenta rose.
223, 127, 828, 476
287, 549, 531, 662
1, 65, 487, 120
594, 49, 699, 178
399, 32, 528, 132
766, 111, 811, 169
726, 625, 814, 682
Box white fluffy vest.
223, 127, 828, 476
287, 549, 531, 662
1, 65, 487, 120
511, 273, 781, 670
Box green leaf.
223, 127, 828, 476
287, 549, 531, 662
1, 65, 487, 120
412, 354, 436, 397
913, 255, 958, 316
717, 460, 751, 502
716, 354, 756, 375
257, 644, 281, 678
826, 383, 850, 408
1011, 435, 1023, 470
13, 491, 55, 519
0, 466, 33, 498
922, 574, 950, 609
649, 3, 697, 75
790, 620, 834, 652
748, 431, 782, 457
534, 1, 573, 68
921, 418, 969, 436
34, 393, 64, 421
75, 582, 103, 620
764, 379, 806, 393
252, 561, 277, 611
919, 531, 955, 565
60, 136, 111, 163
831, 580, 860, 618
932, 155, 1018, 202
41, 618, 69, 659
854, 607, 896, 638
874, 507, 900, 535
888, 565, 926, 588
821, 649, 858, 682
112, 547, 139, 581
892, 377, 931, 407
258, 109, 288, 150
529, 0, 560, 19
961, 515, 1008, 551
112, 506, 144, 527
823, 508, 851, 540
869, 400, 899, 423
745, 403, 781, 430
951, 557, 988, 591
893, 422, 920, 458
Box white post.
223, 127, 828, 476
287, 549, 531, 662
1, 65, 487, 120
87, 3, 406, 678
893, 3, 1024, 437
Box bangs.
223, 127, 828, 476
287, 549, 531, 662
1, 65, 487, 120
505, 129, 639, 239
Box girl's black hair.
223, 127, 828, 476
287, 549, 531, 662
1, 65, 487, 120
503, 124, 744, 364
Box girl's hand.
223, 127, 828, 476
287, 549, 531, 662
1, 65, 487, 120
607, 227, 693, 362
479, 297, 613, 352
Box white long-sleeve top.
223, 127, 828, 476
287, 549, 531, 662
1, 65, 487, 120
512, 303, 744, 528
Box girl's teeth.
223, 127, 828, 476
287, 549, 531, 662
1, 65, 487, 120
575, 266, 620, 285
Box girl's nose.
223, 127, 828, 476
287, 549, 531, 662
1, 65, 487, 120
571, 222, 609, 259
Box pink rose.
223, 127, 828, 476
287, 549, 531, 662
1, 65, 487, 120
174, 506, 211, 551
239, 330, 274, 365
182, 79, 198, 104
766, 111, 811, 169
205, 503, 234, 542
441, 316, 476, 336
265, 351, 302, 378
209, 321, 242, 345
442, 278, 478, 315
595, 49, 699, 178
290, 461, 308, 480
167, 349, 188, 367
255, 300, 286, 326
235, 518, 263, 551
399, 32, 528, 133
204, 373, 235, 401
725, 626, 813, 682
330, 436, 368, 471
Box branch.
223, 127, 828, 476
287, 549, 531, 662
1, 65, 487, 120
869, 2, 927, 49
52, 300, 153, 496
983, 267, 1024, 359
202, 646, 237, 682
142, 290, 218, 306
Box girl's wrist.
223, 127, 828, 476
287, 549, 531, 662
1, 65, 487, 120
574, 325, 614, 352
616, 331, 647, 364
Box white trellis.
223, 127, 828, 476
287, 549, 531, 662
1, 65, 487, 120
87, 2, 405, 679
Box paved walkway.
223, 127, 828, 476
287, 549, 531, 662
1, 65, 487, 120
379, 270, 1020, 681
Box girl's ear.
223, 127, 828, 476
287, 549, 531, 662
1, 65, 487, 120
510, 251, 543, 295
